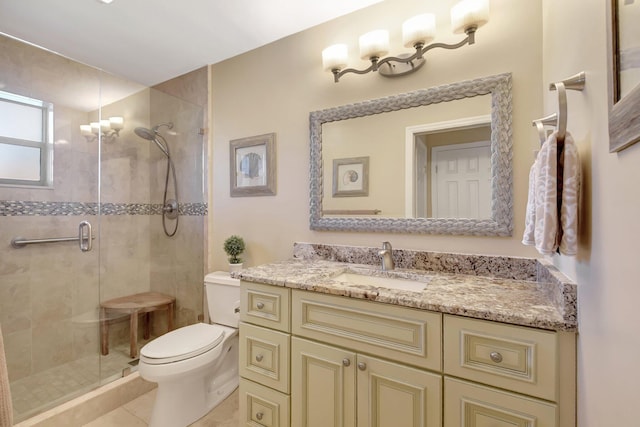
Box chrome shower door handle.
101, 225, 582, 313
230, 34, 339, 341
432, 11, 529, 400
78, 221, 92, 252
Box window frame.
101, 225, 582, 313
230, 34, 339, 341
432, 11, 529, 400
0, 90, 54, 187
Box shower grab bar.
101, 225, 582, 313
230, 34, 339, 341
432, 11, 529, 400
11, 221, 94, 251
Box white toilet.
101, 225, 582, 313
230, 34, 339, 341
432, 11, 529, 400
138, 271, 240, 427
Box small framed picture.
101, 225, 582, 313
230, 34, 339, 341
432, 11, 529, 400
332, 156, 369, 197
230, 133, 276, 197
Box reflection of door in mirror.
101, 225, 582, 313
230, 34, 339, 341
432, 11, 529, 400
405, 115, 491, 219
431, 140, 491, 219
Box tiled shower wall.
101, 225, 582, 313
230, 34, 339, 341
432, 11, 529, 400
0, 34, 207, 386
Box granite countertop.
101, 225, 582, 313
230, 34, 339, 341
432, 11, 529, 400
235, 244, 578, 332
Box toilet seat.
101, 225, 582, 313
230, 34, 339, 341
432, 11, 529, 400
140, 323, 225, 365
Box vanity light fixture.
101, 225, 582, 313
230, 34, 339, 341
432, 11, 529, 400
322, 0, 489, 82
80, 116, 124, 142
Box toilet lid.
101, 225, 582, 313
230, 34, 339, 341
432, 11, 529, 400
140, 323, 225, 364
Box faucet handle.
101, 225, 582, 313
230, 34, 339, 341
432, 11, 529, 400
379, 241, 395, 271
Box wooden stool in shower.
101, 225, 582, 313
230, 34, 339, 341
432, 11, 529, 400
100, 292, 176, 358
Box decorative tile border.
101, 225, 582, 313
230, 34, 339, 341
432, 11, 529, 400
0, 200, 207, 216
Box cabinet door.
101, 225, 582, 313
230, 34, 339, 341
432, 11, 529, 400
239, 378, 290, 427
241, 281, 291, 332
444, 377, 557, 427
240, 322, 290, 393
292, 337, 356, 427
357, 354, 442, 427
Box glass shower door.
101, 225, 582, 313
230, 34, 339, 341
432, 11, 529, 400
0, 33, 103, 422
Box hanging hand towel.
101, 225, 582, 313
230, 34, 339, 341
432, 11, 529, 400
558, 131, 581, 255
522, 131, 559, 254
522, 162, 538, 246
522, 131, 580, 255
0, 324, 13, 427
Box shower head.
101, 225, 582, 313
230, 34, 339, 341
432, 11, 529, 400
134, 126, 156, 141
134, 126, 170, 157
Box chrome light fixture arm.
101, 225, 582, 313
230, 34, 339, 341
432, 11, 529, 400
331, 27, 477, 83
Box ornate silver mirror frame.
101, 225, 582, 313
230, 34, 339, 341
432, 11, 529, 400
309, 72, 513, 235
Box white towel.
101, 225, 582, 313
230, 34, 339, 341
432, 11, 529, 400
0, 324, 13, 427
558, 132, 581, 255
522, 131, 580, 255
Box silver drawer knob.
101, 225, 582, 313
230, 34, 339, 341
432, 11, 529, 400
342, 358, 351, 367
256, 354, 264, 362
256, 412, 264, 421
489, 351, 503, 363
256, 302, 265, 309
357, 362, 367, 371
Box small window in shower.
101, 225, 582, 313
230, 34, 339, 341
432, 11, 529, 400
0, 90, 53, 187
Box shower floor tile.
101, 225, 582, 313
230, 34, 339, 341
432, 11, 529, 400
11, 340, 151, 422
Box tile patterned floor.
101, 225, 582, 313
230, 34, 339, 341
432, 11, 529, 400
11, 340, 149, 422
83, 388, 239, 427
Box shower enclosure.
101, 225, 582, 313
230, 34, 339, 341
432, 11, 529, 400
0, 34, 207, 422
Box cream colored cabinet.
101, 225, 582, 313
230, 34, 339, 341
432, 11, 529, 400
239, 282, 291, 427
240, 322, 290, 394
239, 281, 576, 427
240, 378, 290, 427
291, 290, 443, 427
292, 290, 442, 372
291, 337, 442, 427
240, 281, 290, 332
291, 337, 356, 427
443, 315, 576, 427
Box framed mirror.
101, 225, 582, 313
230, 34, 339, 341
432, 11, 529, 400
309, 73, 513, 235
609, 0, 640, 152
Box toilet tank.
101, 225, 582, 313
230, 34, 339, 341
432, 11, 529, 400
205, 271, 240, 328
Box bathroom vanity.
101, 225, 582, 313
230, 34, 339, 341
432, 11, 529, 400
237, 243, 577, 427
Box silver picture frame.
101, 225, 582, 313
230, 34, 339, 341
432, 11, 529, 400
332, 156, 369, 197
230, 133, 276, 197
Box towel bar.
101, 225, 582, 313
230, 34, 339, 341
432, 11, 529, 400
533, 72, 586, 144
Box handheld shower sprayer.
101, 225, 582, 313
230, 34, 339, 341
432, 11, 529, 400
134, 122, 179, 237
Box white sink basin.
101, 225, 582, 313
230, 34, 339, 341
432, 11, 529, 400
332, 272, 428, 292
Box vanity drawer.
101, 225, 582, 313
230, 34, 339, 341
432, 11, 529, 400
241, 281, 290, 332
444, 315, 558, 401
444, 377, 557, 427
240, 378, 290, 427
240, 322, 290, 393
292, 290, 442, 371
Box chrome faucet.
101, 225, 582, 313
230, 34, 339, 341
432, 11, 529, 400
378, 241, 395, 271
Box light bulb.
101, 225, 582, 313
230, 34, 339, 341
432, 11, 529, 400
403, 14, 436, 48
359, 30, 389, 60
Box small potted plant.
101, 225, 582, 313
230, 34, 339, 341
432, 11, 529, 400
223, 235, 245, 273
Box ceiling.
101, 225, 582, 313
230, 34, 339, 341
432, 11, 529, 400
0, 0, 382, 87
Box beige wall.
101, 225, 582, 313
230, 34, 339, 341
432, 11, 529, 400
209, 0, 543, 269
542, 0, 640, 425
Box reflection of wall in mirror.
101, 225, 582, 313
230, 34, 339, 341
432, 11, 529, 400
321, 95, 491, 218
618, 0, 640, 98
